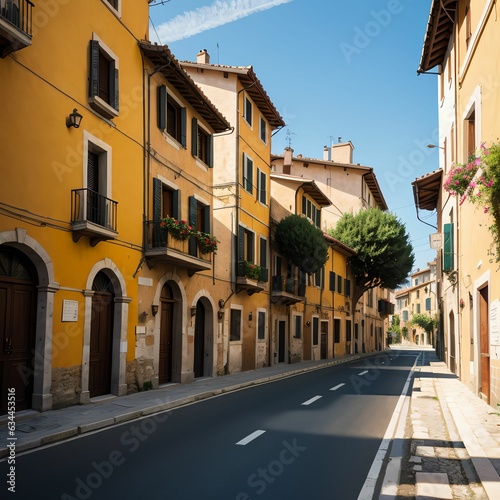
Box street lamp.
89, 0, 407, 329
426, 143, 444, 150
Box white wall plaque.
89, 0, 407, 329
490, 299, 500, 346
62, 299, 78, 322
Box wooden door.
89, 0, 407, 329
159, 284, 174, 384
89, 273, 114, 397
193, 301, 205, 378
278, 320, 286, 363
479, 286, 490, 403
0, 248, 37, 415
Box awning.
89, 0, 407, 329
412, 169, 442, 211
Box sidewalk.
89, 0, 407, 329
388, 348, 500, 500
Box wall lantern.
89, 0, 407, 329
151, 304, 159, 316
67, 108, 83, 128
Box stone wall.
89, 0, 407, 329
51, 365, 81, 408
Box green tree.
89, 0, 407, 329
408, 313, 437, 343
387, 314, 401, 344
275, 215, 328, 274
328, 208, 414, 324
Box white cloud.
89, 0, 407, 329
155, 0, 292, 43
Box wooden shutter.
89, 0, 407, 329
425, 298, 431, 311
443, 223, 454, 271
329, 271, 336, 292
203, 205, 211, 234
207, 134, 213, 168
188, 196, 198, 255
89, 40, 99, 98
345, 279, 351, 297
153, 178, 162, 221
180, 107, 187, 147
259, 237, 267, 269
110, 61, 119, 111
172, 190, 180, 220
337, 275, 342, 294
157, 86, 166, 130
238, 225, 245, 262
191, 117, 198, 157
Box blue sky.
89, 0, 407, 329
149, 0, 439, 273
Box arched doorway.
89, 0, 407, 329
159, 282, 174, 384
193, 301, 206, 378
0, 246, 37, 414
89, 271, 115, 397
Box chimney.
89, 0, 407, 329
323, 146, 331, 161
330, 141, 354, 164
197, 49, 210, 64
284, 147, 293, 168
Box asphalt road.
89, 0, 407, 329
2, 351, 418, 500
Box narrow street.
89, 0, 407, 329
1, 352, 417, 500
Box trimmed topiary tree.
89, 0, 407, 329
275, 214, 328, 275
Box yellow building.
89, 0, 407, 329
137, 42, 231, 386
182, 50, 285, 373
272, 146, 391, 354
415, 0, 500, 406
0, 0, 149, 413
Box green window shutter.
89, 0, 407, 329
157, 85, 166, 130
443, 223, 454, 271
203, 205, 211, 234
110, 61, 119, 111
180, 107, 187, 147
171, 190, 180, 220
345, 279, 351, 297
89, 40, 99, 98
191, 117, 198, 157
207, 134, 213, 168
425, 297, 431, 311
260, 237, 267, 269
188, 196, 198, 255
337, 275, 343, 294
329, 271, 336, 292
153, 178, 162, 221
237, 225, 245, 275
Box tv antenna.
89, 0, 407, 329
285, 129, 296, 148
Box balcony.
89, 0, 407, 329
144, 221, 212, 275
270, 275, 304, 305
0, 0, 34, 58
71, 189, 118, 246
378, 299, 395, 318
236, 261, 268, 295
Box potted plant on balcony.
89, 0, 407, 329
197, 232, 218, 254
245, 261, 262, 281
160, 216, 194, 241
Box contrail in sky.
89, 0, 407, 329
155, 0, 292, 43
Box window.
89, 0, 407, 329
465, 3, 471, 48
243, 153, 254, 194
346, 320, 352, 342
167, 96, 186, 146
334, 319, 341, 344
426, 298, 431, 311
312, 317, 319, 345
344, 279, 351, 297
257, 310, 266, 340
293, 315, 302, 339
466, 110, 475, 159
402, 310, 408, 322
189, 196, 211, 255
329, 272, 336, 292
257, 169, 267, 204
230, 308, 242, 341
259, 237, 267, 272
89, 37, 119, 119
191, 118, 213, 167
238, 225, 255, 264
152, 178, 180, 220
259, 116, 267, 144
315, 267, 324, 289
301, 195, 320, 227
416, 290, 420, 299
414, 278, 419, 286
243, 94, 252, 127
337, 275, 342, 295
103, 0, 121, 16
416, 304, 421, 314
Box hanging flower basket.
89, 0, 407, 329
197, 232, 218, 254
160, 217, 195, 241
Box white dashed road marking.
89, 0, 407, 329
330, 383, 345, 391
301, 395, 323, 406
236, 430, 266, 445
